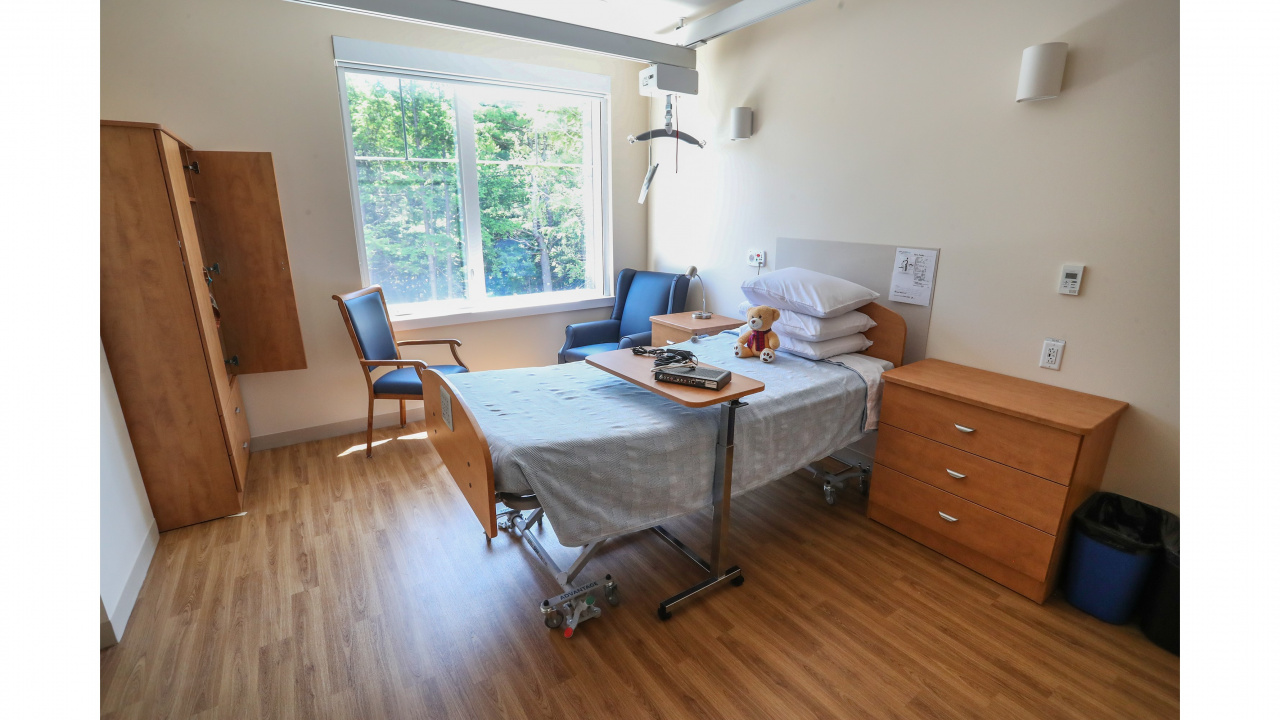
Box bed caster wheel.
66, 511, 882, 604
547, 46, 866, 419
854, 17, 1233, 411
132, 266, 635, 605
731, 574, 745, 587
657, 606, 672, 621
604, 575, 621, 607
541, 600, 563, 629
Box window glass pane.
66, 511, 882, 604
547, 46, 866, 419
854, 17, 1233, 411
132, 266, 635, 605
357, 160, 467, 305
340, 64, 605, 313
473, 97, 587, 165
345, 72, 407, 158
403, 79, 457, 161
478, 164, 588, 297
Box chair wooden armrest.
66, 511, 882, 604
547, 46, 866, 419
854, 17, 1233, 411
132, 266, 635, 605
395, 339, 468, 370
397, 338, 462, 347
361, 359, 429, 370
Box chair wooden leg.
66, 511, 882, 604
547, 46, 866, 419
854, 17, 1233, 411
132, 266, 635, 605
367, 396, 375, 458
399, 400, 406, 428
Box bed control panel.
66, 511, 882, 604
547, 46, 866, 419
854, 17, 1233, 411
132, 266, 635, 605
1058, 264, 1085, 295
440, 386, 454, 431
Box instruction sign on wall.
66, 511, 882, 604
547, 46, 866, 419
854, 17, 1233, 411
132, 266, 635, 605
889, 247, 938, 306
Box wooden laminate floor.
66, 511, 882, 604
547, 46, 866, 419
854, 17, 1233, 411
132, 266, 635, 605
100, 421, 1179, 719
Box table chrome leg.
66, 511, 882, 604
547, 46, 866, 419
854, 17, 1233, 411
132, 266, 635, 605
656, 399, 747, 620
651, 525, 711, 573
708, 399, 740, 575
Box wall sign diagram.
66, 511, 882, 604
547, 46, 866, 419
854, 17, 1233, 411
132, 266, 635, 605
889, 247, 938, 306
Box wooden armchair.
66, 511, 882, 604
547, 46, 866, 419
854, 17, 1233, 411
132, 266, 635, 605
333, 286, 469, 457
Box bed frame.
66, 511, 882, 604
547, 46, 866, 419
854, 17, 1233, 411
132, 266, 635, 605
421, 300, 906, 540
418, 301, 905, 634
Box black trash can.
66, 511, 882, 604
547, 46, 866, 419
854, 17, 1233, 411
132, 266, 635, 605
1062, 492, 1164, 624
1138, 512, 1180, 655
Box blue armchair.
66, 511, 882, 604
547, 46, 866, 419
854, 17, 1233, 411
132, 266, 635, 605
558, 269, 690, 363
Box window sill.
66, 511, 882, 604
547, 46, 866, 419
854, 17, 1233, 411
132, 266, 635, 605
389, 292, 615, 331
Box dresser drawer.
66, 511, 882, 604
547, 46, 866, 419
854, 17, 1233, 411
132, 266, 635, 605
875, 425, 1068, 534
880, 384, 1080, 484
870, 464, 1056, 581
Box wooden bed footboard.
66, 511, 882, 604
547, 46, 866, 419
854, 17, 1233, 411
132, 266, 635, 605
421, 369, 498, 538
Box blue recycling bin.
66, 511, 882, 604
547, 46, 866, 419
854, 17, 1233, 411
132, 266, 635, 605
1062, 492, 1164, 625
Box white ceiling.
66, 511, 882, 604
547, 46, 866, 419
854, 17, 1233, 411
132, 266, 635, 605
458, 0, 738, 43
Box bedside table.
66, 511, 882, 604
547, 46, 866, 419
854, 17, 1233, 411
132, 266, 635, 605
650, 312, 743, 346
869, 359, 1128, 603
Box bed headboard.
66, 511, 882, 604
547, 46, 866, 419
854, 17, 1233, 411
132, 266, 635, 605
775, 238, 938, 366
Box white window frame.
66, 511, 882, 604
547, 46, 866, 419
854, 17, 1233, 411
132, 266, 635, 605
333, 37, 615, 329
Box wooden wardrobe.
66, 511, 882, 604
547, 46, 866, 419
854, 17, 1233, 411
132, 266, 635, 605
101, 120, 306, 531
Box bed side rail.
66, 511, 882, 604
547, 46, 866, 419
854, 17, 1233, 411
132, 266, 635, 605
421, 369, 498, 538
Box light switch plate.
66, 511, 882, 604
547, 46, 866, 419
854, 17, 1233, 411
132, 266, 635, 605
1040, 338, 1065, 370
1059, 264, 1085, 295
747, 250, 766, 267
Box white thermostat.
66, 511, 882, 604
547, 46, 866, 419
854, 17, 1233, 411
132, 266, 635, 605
1058, 264, 1085, 295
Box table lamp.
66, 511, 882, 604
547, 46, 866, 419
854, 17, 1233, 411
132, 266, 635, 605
685, 266, 712, 319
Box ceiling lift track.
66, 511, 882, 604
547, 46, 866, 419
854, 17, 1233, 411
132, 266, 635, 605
285, 1, 819, 65
284, 0, 696, 68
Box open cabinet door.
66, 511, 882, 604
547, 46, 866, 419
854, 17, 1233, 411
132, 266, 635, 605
191, 151, 307, 374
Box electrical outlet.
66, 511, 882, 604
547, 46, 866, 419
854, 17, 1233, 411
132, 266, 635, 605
1039, 338, 1065, 371
747, 250, 766, 267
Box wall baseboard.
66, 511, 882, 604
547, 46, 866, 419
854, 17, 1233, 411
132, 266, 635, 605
105, 518, 159, 641
251, 405, 428, 452
101, 619, 117, 650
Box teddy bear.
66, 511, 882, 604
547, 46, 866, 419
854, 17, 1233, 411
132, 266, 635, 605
735, 305, 782, 362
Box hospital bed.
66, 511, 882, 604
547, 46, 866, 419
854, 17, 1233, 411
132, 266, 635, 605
420, 301, 906, 637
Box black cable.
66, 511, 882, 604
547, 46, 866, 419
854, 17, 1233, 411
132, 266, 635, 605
631, 347, 698, 369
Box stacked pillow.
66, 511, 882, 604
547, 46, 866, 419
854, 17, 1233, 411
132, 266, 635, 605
739, 267, 879, 361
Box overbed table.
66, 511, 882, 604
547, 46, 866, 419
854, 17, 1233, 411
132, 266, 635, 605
586, 348, 765, 619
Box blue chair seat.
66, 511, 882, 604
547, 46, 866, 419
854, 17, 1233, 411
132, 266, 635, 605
373, 365, 468, 395
561, 342, 620, 363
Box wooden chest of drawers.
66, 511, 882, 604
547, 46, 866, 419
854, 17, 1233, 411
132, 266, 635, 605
869, 359, 1127, 603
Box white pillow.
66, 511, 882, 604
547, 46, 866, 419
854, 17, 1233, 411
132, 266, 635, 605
737, 301, 876, 342
741, 267, 879, 318
777, 331, 873, 360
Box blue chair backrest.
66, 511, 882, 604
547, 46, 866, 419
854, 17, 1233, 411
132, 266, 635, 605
344, 292, 398, 361
618, 270, 681, 338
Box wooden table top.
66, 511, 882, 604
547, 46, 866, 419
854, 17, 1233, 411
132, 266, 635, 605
883, 358, 1128, 435
649, 312, 744, 334
586, 348, 765, 408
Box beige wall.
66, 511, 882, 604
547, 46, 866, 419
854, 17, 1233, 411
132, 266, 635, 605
101, 0, 649, 438
647, 0, 1179, 512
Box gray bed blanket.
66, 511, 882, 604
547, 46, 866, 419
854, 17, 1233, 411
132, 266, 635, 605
446, 332, 875, 547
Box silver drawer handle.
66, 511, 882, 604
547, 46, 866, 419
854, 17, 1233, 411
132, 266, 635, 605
945, 469, 966, 479
939, 512, 959, 523
242, 442, 249, 449
235, 406, 241, 414
954, 424, 975, 433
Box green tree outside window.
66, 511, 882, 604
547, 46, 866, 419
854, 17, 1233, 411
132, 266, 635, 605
343, 70, 599, 307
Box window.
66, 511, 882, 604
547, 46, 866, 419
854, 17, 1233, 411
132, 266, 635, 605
337, 59, 609, 323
